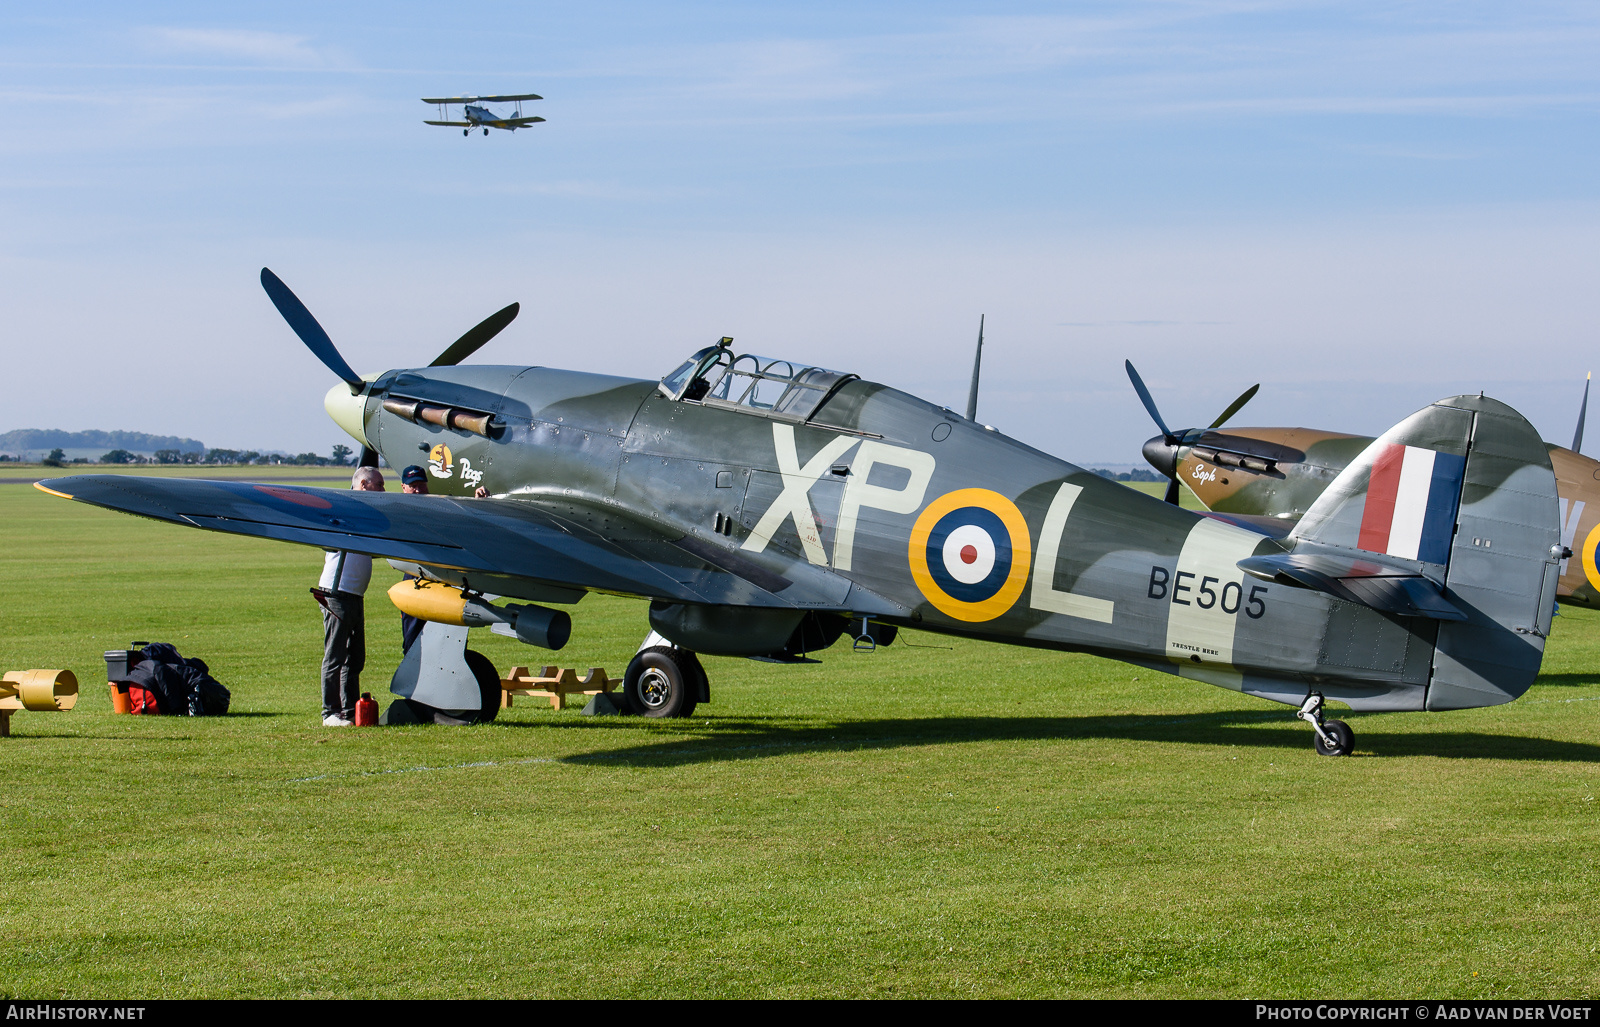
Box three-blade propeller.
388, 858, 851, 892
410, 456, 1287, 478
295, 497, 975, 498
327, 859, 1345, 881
260, 267, 520, 466
1125, 359, 1259, 505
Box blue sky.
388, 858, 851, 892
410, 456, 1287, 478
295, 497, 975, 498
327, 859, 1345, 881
4, 2, 1599, 460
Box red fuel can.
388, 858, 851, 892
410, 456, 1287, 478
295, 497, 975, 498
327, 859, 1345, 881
355, 693, 379, 726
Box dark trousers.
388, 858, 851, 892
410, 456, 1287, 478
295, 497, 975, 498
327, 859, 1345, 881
400, 574, 424, 655
321, 593, 365, 718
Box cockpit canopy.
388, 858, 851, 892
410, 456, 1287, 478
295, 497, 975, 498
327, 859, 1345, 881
659, 341, 856, 423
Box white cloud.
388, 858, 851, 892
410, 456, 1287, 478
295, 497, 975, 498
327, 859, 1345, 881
141, 27, 326, 66
562, 4, 1600, 130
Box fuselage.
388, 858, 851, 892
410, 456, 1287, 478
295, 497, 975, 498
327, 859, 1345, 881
327, 362, 1499, 712
464, 104, 516, 129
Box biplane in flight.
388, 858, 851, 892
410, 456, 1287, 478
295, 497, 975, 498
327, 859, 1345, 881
423, 94, 545, 136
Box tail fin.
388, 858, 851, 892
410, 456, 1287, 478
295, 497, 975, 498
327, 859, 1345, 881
1287, 395, 1560, 709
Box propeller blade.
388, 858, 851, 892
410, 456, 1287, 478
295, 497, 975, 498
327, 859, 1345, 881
1125, 360, 1175, 440
1164, 476, 1181, 505
359, 446, 379, 468
1574, 373, 1590, 454
260, 268, 364, 391
1207, 383, 1260, 431
430, 302, 520, 367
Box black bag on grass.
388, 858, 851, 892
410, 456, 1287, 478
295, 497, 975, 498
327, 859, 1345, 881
124, 643, 231, 716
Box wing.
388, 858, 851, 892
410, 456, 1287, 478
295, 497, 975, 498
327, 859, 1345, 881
1197, 510, 1293, 537
36, 476, 889, 613
504, 116, 546, 126
423, 120, 473, 127
421, 94, 543, 104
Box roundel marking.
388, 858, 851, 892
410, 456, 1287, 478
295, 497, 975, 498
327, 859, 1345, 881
221, 481, 389, 533
908, 488, 1032, 622
1582, 522, 1600, 594
253, 484, 332, 510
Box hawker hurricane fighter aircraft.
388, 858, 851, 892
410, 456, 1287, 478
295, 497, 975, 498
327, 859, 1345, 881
36, 271, 1564, 755
1129, 363, 1600, 611
423, 94, 544, 136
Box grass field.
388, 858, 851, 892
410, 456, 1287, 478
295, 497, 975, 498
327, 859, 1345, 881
1, 468, 1597, 999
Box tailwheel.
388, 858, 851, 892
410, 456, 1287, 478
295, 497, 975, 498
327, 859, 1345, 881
1296, 693, 1354, 756
1314, 719, 1354, 757
624, 646, 700, 718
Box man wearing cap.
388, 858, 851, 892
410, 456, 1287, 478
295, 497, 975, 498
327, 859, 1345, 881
399, 465, 430, 655
396, 465, 491, 654
314, 466, 383, 726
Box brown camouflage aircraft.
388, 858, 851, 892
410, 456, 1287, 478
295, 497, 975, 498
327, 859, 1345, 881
1130, 367, 1600, 609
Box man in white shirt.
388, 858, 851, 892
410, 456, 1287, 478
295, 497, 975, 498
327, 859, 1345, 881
314, 466, 384, 726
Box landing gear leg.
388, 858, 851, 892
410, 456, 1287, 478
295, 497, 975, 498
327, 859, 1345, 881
1296, 692, 1354, 756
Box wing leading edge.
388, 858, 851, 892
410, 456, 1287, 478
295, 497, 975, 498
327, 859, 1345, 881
37, 476, 882, 612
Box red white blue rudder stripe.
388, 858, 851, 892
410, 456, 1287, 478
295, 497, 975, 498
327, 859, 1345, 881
1356, 444, 1465, 565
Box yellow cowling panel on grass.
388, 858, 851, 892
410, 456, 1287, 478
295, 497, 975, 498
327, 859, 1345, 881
0, 669, 79, 712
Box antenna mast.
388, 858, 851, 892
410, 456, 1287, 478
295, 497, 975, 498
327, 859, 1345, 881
965, 315, 985, 422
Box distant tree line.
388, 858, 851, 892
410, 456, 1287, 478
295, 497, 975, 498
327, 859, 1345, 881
147, 445, 355, 466
1092, 467, 1162, 483
25, 446, 357, 467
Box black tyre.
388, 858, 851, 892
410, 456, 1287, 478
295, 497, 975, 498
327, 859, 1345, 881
1314, 719, 1354, 757
624, 646, 695, 718
463, 648, 501, 724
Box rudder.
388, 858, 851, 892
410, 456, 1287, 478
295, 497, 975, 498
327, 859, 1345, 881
1427, 396, 1561, 709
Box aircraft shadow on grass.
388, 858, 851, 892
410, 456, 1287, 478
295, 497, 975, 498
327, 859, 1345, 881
535, 711, 1600, 766
1530, 673, 1600, 687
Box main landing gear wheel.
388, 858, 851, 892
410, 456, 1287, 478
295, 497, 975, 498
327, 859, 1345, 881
624, 646, 700, 718
483, 128, 489, 136
463, 129, 469, 136
463, 648, 501, 724
1296, 693, 1354, 756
